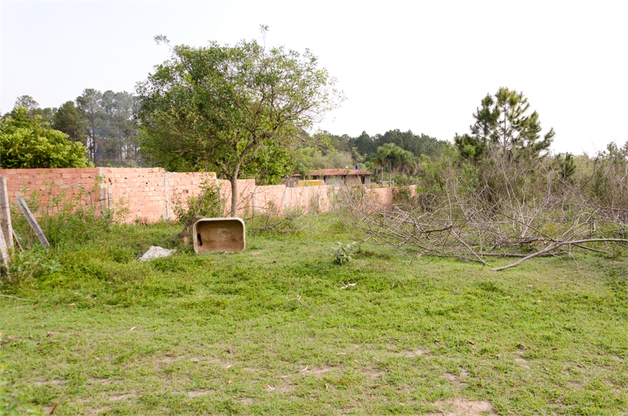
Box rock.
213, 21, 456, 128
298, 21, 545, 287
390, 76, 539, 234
138, 246, 176, 261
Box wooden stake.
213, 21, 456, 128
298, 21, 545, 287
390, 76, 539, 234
0, 221, 8, 268
12, 229, 24, 252
0, 177, 13, 249
16, 196, 49, 248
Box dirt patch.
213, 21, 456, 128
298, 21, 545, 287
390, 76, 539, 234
515, 357, 530, 369
441, 369, 468, 385
398, 349, 429, 358
210, 358, 234, 369
187, 389, 213, 398
109, 392, 137, 401
362, 368, 386, 379
430, 398, 497, 415
264, 384, 295, 393
33, 379, 67, 387
87, 406, 111, 415
442, 373, 459, 382
237, 398, 253, 405
88, 377, 117, 385
300, 366, 336, 377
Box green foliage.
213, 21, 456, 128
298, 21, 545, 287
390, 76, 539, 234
51, 100, 87, 144
136, 30, 342, 215
3, 249, 61, 287
237, 139, 296, 185
328, 129, 448, 161
0, 107, 91, 168
588, 142, 628, 221
172, 180, 222, 224
76, 89, 141, 166
0, 361, 44, 416
11, 177, 127, 251
553, 152, 577, 181
247, 206, 304, 236
455, 87, 554, 165
293, 146, 354, 177
332, 241, 359, 265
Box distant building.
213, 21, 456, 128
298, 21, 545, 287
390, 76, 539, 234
287, 168, 372, 188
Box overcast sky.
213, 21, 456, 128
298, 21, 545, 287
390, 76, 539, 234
1, 0, 627, 155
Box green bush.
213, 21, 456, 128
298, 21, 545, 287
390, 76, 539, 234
172, 180, 222, 224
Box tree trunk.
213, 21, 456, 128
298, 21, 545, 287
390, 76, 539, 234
230, 174, 238, 217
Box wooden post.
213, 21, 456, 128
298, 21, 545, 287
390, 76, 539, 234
16, 196, 49, 248
100, 182, 107, 217
0, 177, 13, 249
0, 221, 8, 268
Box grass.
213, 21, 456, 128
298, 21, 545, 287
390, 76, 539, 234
1, 214, 626, 415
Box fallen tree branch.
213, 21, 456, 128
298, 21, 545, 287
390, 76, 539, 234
492, 238, 628, 271
0, 294, 35, 302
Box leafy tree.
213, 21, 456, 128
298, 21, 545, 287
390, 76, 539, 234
52, 101, 87, 144
136, 31, 342, 216
13, 95, 39, 114
294, 146, 354, 177
12, 95, 55, 124
239, 140, 296, 185
0, 107, 91, 168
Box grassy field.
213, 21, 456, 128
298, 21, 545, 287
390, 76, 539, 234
1, 215, 626, 415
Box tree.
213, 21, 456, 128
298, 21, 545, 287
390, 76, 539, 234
52, 101, 87, 144
455, 87, 554, 167
77, 89, 104, 161
136, 31, 342, 216
0, 107, 91, 168
371, 143, 411, 185
13, 95, 40, 114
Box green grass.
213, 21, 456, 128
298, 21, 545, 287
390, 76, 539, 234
1, 215, 626, 415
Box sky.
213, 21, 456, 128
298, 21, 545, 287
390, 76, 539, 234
1, 0, 627, 155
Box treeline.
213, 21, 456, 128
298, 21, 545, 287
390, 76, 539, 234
3, 92, 450, 184
328, 129, 448, 159
4, 91, 141, 167
294, 130, 450, 181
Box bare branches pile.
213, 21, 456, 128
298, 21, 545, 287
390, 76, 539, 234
337, 155, 627, 270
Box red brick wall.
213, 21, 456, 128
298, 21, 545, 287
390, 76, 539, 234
0, 168, 393, 223
0, 168, 102, 213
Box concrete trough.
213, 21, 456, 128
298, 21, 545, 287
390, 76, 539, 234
193, 218, 246, 253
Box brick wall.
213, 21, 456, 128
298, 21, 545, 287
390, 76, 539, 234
0, 168, 393, 222
0, 168, 102, 212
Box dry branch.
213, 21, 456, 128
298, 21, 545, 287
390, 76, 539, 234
492, 238, 628, 271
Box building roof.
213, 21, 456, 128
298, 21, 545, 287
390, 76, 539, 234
309, 168, 372, 177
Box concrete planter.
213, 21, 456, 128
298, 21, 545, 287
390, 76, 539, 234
193, 218, 246, 253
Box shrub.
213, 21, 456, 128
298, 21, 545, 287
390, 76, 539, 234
172, 180, 222, 224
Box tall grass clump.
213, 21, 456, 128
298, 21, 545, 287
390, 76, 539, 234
3, 178, 134, 291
